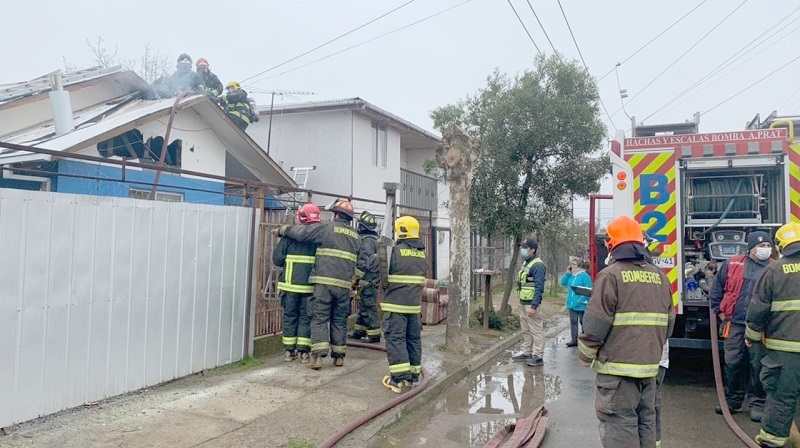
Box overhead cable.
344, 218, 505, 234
507, 0, 542, 55
526, 0, 556, 53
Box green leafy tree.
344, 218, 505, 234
432, 54, 607, 315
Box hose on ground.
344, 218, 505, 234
318, 340, 431, 448
709, 306, 760, 448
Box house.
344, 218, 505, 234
247, 97, 450, 278
0, 67, 295, 203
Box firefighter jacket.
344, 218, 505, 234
357, 231, 380, 284
710, 254, 770, 323
282, 218, 361, 290
221, 89, 252, 126
198, 71, 223, 97
516, 255, 546, 308
273, 235, 317, 294
381, 238, 427, 314
578, 242, 675, 378
746, 244, 800, 352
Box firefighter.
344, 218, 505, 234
510, 238, 546, 367
578, 215, 674, 448
746, 222, 800, 448
710, 230, 772, 422
276, 199, 360, 370
349, 211, 382, 343
381, 216, 427, 393
219, 81, 252, 131
273, 203, 320, 364
164, 53, 204, 97
195, 58, 223, 98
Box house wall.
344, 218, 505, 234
352, 111, 402, 214
0, 188, 253, 428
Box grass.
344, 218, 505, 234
208, 355, 264, 375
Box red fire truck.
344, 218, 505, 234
588, 117, 799, 348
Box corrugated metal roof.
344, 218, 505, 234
0, 66, 124, 104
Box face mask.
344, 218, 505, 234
520, 248, 530, 259
755, 247, 772, 261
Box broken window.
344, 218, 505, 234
97, 129, 182, 167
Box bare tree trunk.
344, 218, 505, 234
437, 126, 480, 356
499, 235, 521, 317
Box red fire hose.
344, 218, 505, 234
318, 341, 431, 448
709, 307, 760, 448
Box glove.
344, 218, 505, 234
358, 279, 370, 288
273, 225, 288, 237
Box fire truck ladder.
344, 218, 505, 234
284, 166, 316, 214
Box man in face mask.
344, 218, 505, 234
511, 238, 547, 367
710, 230, 773, 422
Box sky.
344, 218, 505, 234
3, 0, 798, 222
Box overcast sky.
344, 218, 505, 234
3, 0, 797, 220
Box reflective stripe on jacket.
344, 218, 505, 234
272, 235, 317, 294
578, 254, 675, 378
224, 89, 252, 125
381, 238, 427, 314
746, 250, 800, 352
516, 257, 544, 304
283, 219, 360, 290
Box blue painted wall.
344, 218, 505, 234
55, 160, 226, 205
0, 175, 42, 191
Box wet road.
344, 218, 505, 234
372, 328, 762, 447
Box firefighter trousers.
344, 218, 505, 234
595, 373, 657, 448
355, 286, 381, 338
281, 291, 311, 353
655, 366, 667, 446
756, 350, 800, 447
383, 312, 421, 382
309, 284, 350, 359
723, 323, 766, 410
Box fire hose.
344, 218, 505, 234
709, 306, 760, 448
484, 405, 549, 448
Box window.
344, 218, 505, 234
97, 130, 182, 167
129, 188, 184, 202
372, 123, 387, 168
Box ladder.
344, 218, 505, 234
285, 166, 316, 214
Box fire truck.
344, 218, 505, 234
588, 114, 800, 348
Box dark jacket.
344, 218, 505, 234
357, 231, 380, 283
273, 235, 317, 294
282, 218, 361, 290
746, 244, 800, 351
381, 238, 427, 314
578, 243, 675, 378
221, 89, 252, 126
710, 254, 770, 324
166, 71, 203, 96
516, 254, 546, 308
198, 71, 223, 97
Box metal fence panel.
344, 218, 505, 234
0, 188, 253, 428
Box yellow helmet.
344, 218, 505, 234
395, 216, 420, 240
226, 81, 241, 90
775, 222, 800, 251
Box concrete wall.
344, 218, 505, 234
0, 188, 253, 428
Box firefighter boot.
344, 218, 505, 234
361, 336, 381, 344
299, 352, 311, 364
382, 375, 404, 394
309, 355, 323, 370
348, 330, 367, 340
333, 357, 344, 367
284, 350, 296, 362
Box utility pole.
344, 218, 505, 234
259, 90, 314, 156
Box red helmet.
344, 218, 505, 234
196, 58, 210, 68
297, 203, 321, 224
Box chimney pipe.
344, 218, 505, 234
48, 72, 74, 135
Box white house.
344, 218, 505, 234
0, 67, 295, 202
247, 97, 450, 279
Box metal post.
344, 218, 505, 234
382, 182, 401, 240
266, 92, 275, 156
483, 274, 491, 330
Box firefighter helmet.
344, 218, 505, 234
226, 81, 241, 91
358, 211, 378, 232
196, 58, 210, 68
605, 215, 644, 250
297, 203, 321, 225
775, 222, 800, 251
395, 216, 420, 240
329, 199, 355, 219
177, 53, 192, 65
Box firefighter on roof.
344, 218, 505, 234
578, 215, 674, 448
349, 211, 382, 343
273, 203, 320, 364
746, 222, 800, 447
219, 81, 253, 131
277, 199, 360, 370
195, 58, 223, 98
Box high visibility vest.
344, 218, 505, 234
517, 258, 543, 302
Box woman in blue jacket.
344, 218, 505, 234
561, 257, 592, 347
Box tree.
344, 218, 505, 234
67, 36, 171, 84
436, 126, 480, 356
432, 54, 608, 315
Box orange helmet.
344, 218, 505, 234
605, 215, 644, 250
196, 58, 210, 68
330, 199, 354, 219
297, 203, 321, 224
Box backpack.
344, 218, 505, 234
247, 97, 260, 123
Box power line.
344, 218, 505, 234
241, 0, 416, 83
702, 54, 800, 115
555, 0, 616, 129
248, 0, 474, 84
643, 5, 800, 122
526, 0, 556, 53
609, 0, 748, 121
596, 1, 708, 82
507, 0, 542, 55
